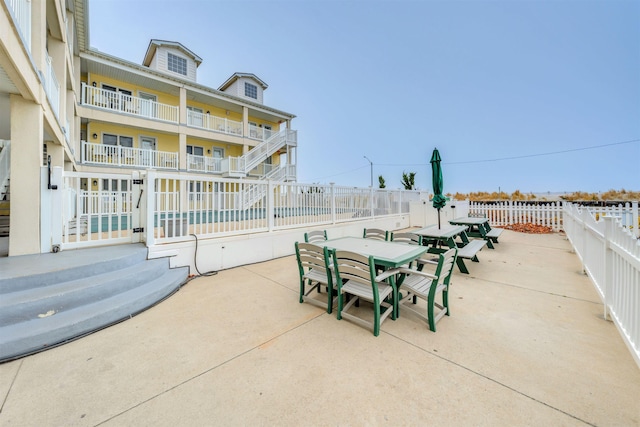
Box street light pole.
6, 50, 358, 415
364, 155, 373, 187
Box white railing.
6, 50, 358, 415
187, 110, 243, 136
186, 154, 223, 174
6, 0, 31, 49
82, 141, 178, 170
0, 140, 10, 200
81, 83, 179, 123
563, 203, 640, 368
242, 165, 297, 209
44, 54, 60, 119
142, 172, 422, 243
587, 203, 639, 236
225, 129, 297, 175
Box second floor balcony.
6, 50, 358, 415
82, 141, 179, 170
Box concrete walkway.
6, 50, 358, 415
1, 230, 639, 426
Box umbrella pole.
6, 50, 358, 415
438, 208, 441, 229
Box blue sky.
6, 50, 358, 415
89, 0, 639, 194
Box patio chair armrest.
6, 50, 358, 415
395, 267, 438, 280
375, 268, 403, 282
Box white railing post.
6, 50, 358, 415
330, 183, 336, 224
131, 170, 142, 243
632, 201, 639, 238
267, 180, 275, 231
370, 187, 375, 218
144, 170, 156, 247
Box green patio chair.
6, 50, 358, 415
390, 231, 421, 245
363, 228, 388, 241
295, 242, 337, 314
397, 247, 457, 332
304, 230, 328, 244
331, 249, 399, 336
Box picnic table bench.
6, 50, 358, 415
449, 217, 504, 249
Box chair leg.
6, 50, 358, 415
299, 279, 305, 304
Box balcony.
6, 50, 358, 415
6, 0, 31, 49
186, 110, 243, 137
82, 141, 178, 170
186, 154, 223, 174
44, 54, 60, 119
81, 83, 179, 123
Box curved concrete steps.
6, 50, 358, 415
0, 244, 188, 362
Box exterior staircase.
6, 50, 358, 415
222, 129, 297, 178
0, 244, 188, 362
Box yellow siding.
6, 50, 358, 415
87, 74, 179, 106
87, 123, 179, 151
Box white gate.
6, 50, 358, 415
56, 170, 142, 250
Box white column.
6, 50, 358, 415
9, 95, 43, 255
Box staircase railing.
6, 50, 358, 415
242, 164, 296, 209
0, 141, 10, 200
224, 129, 297, 176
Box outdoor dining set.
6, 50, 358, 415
294, 216, 504, 336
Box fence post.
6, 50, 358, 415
267, 180, 275, 231
633, 201, 639, 238
370, 187, 375, 218
603, 216, 614, 321
330, 183, 336, 224
144, 170, 155, 247
131, 170, 142, 243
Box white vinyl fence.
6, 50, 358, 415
144, 172, 424, 245
470, 200, 639, 237
469, 201, 564, 231
563, 203, 640, 368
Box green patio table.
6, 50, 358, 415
324, 237, 428, 316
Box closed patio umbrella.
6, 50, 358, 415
431, 148, 447, 229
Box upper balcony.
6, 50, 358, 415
81, 83, 179, 123
186, 110, 243, 137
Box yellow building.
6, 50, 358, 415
0, 0, 297, 256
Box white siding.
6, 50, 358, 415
222, 77, 264, 104
152, 46, 197, 82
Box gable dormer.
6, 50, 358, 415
218, 73, 268, 104
142, 39, 202, 82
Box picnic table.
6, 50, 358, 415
412, 224, 487, 274
449, 217, 504, 249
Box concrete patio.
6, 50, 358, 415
1, 230, 639, 426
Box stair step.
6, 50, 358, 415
0, 245, 148, 293
0, 258, 169, 325
0, 267, 187, 362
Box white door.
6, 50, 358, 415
140, 137, 156, 166
139, 92, 157, 118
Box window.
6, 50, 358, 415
102, 134, 133, 147
187, 145, 204, 156
245, 82, 257, 99
103, 134, 118, 146
168, 52, 187, 76
212, 147, 224, 158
